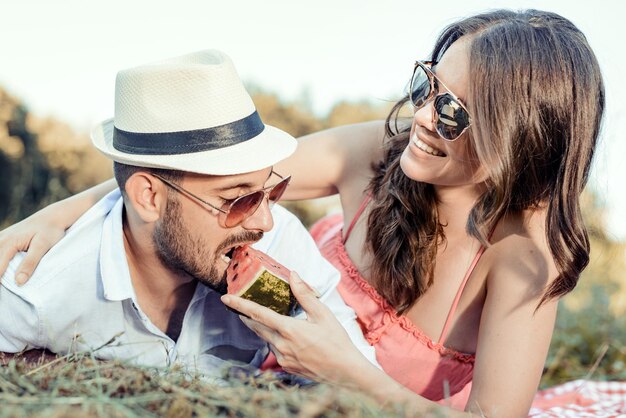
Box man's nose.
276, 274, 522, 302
241, 197, 274, 232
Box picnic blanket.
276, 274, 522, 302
529, 380, 626, 417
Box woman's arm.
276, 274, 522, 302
0, 178, 117, 283
465, 232, 559, 416
276, 121, 387, 200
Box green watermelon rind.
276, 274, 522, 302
237, 269, 296, 316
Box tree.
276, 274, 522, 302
0, 87, 112, 228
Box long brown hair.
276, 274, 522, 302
366, 9, 605, 313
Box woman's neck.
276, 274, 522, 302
434, 183, 485, 235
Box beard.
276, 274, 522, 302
153, 197, 263, 294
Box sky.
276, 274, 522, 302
1, 0, 626, 239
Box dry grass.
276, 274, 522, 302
1, 297, 624, 418
0, 351, 410, 418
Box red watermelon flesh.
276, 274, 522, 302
226, 245, 296, 316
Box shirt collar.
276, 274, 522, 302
99, 195, 136, 302
98, 194, 217, 305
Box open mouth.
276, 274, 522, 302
220, 246, 239, 264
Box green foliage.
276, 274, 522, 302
541, 285, 626, 388
0, 88, 112, 229
0, 90, 68, 225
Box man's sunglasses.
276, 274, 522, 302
409, 60, 471, 141
153, 171, 291, 228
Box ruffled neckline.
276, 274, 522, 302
331, 231, 475, 364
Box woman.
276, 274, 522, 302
0, 9, 604, 417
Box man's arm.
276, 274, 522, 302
0, 257, 43, 352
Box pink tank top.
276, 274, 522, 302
310, 196, 488, 409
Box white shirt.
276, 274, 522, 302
0, 190, 378, 378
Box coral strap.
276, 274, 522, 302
437, 244, 488, 344
342, 194, 372, 244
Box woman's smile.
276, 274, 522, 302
410, 130, 446, 157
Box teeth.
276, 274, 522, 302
412, 134, 444, 157
221, 254, 231, 264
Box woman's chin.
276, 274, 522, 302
399, 149, 429, 183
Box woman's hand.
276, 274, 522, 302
0, 203, 68, 285
222, 272, 467, 416
0, 178, 118, 285
221, 271, 370, 385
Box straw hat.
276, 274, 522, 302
92, 49, 297, 175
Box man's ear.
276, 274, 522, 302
124, 172, 168, 223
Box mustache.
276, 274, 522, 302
217, 231, 264, 253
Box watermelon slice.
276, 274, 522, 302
226, 245, 297, 316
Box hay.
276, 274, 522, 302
0, 351, 408, 418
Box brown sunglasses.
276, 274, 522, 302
153, 171, 291, 228
409, 60, 471, 141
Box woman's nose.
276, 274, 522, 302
413, 100, 436, 133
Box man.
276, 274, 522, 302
0, 50, 376, 377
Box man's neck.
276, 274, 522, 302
122, 221, 197, 341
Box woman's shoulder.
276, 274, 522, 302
484, 207, 559, 296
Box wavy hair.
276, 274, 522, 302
366, 9, 605, 313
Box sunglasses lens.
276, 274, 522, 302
224, 191, 264, 228
410, 65, 432, 108
268, 177, 290, 205
222, 176, 291, 227
434, 94, 470, 140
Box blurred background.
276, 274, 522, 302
0, 0, 624, 385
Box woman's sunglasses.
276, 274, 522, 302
409, 60, 471, 141
153, 171, 291, 228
